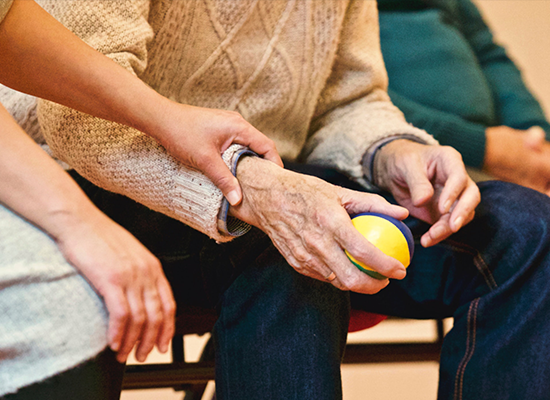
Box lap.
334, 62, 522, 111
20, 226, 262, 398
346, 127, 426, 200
70, 168, 550, 322
350, 180, 550, 319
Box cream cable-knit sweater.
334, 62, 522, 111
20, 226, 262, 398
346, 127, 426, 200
11, 0, 437, 242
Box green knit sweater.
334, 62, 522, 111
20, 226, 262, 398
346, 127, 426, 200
378, 0, 550, 168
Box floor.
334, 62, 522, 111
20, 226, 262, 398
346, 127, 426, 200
121, 318, 450, 400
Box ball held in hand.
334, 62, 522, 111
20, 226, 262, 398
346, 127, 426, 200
345, 212, 414, 280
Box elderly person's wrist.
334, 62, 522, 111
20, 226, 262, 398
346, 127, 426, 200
363, 136, 430, 189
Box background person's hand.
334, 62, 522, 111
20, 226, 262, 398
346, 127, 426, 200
373, 140, 481, 248
485, 126, 550, 195
229, 157, 410, 294
51, 206, 176, 364
152, 103, 283, 206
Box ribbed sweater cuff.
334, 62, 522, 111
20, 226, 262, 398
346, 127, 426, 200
217, 148, 258, 238
171, 144, 251, 243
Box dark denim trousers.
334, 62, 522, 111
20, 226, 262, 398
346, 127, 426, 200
71, 168, 550, 400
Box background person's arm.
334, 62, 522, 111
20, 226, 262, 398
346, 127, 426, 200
386, 89, 488, 169
457, 0, 550, 136
0, 0, 281, 208
456, 0, 550, 192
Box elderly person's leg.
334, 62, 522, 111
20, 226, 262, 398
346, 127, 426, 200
351, 181, 550, 400
214, 229, 350, 400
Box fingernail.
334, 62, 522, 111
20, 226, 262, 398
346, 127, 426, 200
160, 344, 168, 353
226, 190, 240, 206
453, 216, 463, 231
110, 341, 120, 352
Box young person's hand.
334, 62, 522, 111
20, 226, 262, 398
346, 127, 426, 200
0, 0, 282, 208
150, 103, 283, 206
51, 205, 176, 364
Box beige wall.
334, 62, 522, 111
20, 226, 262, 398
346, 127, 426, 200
474, 0, 550, 117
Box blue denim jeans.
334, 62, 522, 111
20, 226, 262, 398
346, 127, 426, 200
71, 169, 550, 400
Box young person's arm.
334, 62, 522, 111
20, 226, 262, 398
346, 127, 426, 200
0, 104, 175, 363
0, 0, 281, 206
0, 0, 277, 362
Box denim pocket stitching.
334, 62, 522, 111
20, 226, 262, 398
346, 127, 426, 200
439, 240, 498, 291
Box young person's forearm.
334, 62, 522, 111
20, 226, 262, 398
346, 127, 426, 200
0, 0, 167, 139
0, 105, 98, 239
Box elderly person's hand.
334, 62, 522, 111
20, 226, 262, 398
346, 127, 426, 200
229, 157, 410, 294
373, 140, 481, 247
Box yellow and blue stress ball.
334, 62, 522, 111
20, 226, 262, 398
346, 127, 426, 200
345, 212, 414, 280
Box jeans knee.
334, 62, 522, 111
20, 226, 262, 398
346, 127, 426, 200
217, 244, 350, 345
476, 181, 550, 242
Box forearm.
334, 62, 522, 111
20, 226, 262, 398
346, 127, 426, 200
0, 105, 98, 240
458, 0, 550, 136
0, 0, 169, 141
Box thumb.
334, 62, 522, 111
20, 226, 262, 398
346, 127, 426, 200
199, 155, 243, 206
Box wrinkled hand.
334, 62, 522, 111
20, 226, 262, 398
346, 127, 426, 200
53, 207, 176, 363
229, 157, 410, 294
153, 103, 283, 206
485, 126, 550, 195
374, 140, 480, 248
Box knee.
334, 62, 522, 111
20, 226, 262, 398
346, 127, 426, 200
477, 181, 550, 229
217, 245, 350, 340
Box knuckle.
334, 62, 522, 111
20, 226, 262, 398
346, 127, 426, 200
338, 272, 359, 291
147, 256, 162, 271
291, 245, 311, 264
442, 145, 463, 161
166, 300, 177, 317
106, 269, 126, 286
148, 313, 163, 328
113, 306, 130, 322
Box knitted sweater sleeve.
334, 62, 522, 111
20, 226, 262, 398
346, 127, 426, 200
302, 0, 437, 187
36, 0, 240, 242
457, 0, 550, 138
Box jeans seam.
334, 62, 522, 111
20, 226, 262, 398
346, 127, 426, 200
453, 298, 480, 400
440, 240, 498, 291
